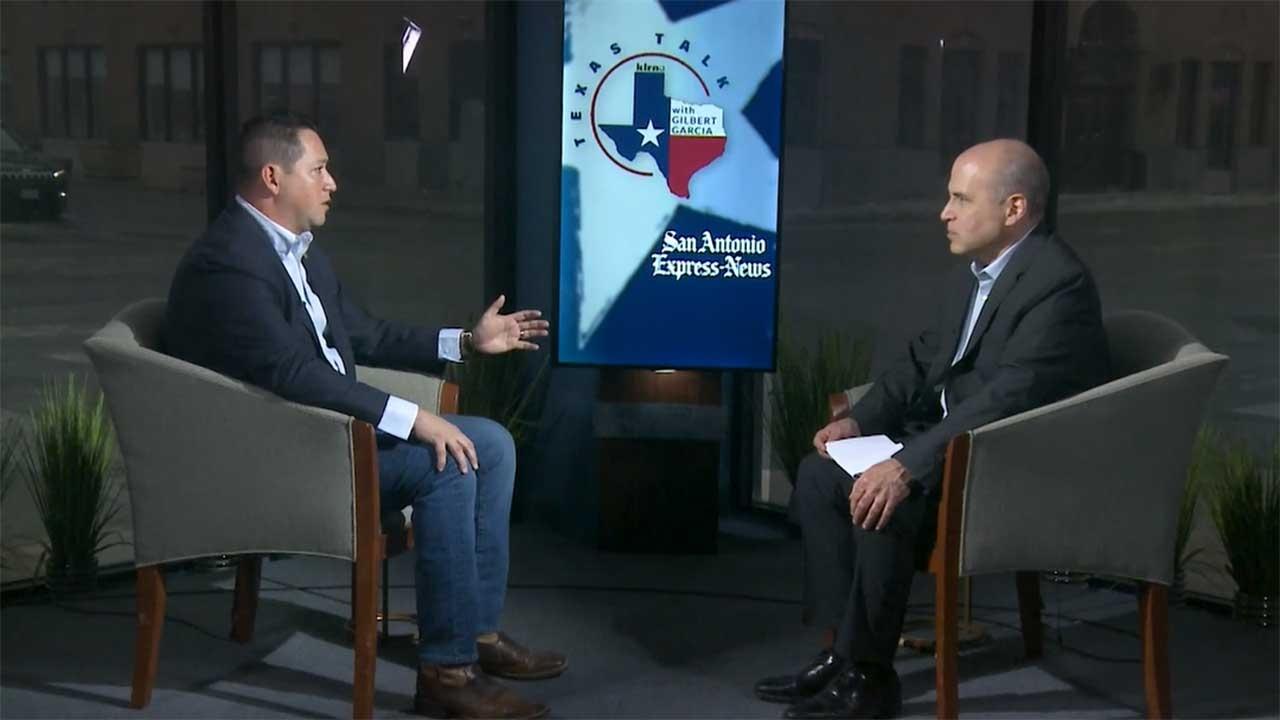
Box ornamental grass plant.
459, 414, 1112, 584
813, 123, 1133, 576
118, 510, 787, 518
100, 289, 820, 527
768, 332, 873, 486
23, 374, 123, 593
1207, 435, 1280, 601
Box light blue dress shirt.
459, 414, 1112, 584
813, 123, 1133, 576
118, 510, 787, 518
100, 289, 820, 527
941, 230, 1032, 416
235, 196, 462, 440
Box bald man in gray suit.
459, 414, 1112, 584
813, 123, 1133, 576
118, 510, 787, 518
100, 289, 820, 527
755, 140, 1109, 719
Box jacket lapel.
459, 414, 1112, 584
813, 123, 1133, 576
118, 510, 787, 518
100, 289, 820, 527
224, 204, 332, 358
300, 251, 355, 371
225, 204, 302, 307
952, 228, 1048, 366
926, 267, 977, 387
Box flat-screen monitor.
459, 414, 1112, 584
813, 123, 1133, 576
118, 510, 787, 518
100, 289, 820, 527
556, 0, 786, 371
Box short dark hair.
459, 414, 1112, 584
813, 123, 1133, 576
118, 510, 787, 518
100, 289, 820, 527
236, 112, 318, 183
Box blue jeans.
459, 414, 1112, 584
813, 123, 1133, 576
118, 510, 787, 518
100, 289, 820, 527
376, 415, 515, 664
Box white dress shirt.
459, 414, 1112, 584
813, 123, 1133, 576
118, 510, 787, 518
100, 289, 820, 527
941, 230, 1032, 416
235, 196, 462, 440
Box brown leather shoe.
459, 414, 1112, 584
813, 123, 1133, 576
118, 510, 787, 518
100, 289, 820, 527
415, 662, 549, 719
477, 632, 569, 681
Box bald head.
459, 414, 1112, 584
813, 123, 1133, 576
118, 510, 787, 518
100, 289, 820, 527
940, 139, 1051, 264
954, 139, 1050, 225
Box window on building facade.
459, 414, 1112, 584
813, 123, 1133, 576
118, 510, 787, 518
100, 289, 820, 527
447, 40, 483, 143
255, 43, 341, 136
1251, 61, 1273, 146
995, 51, 1026, 138
1147, 62, 1173, 115
1176, 58, 1200, 148
38, 46, 105, 138
384, 43, 420, 139
289, 46, 317, 128
784, 36, 822, 146
940, 46, 982, 165
897, 45, 926, 148
259, 46, 285, 114
1206, 60, 1241, 170
0, 52, 12, 126
317, 45, 341, 142
140, 46, 205, 142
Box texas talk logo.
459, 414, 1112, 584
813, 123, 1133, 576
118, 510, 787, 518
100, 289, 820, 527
567, 35, 730, 199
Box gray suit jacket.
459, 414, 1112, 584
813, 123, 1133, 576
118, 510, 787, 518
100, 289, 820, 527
850, 228, 1110, 488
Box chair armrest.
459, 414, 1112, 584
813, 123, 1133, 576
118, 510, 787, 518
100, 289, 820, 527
356, 365, 459, 414
956, 351, 1228, 585
828, 383, 874, 420
85, 337, 363, 567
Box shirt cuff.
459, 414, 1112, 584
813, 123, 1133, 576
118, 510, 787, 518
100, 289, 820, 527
377, 395, 419, 440
439, 328, 464, 363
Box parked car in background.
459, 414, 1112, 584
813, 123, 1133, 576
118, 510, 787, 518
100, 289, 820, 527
1, 127, 70, 221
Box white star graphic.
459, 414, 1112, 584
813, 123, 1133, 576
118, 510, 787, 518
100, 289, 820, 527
636, 119, 665, 147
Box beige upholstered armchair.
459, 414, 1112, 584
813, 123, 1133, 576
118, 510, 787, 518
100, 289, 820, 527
829, 310, 1229, 719
83, 298, 458, 719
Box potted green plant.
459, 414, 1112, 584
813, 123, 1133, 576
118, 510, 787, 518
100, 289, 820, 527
1172, 427, 1218, 602
446, 350, 551, 521
23, 375, 124, 595
1, 419, 21, 503
767, 331, 872, 486
1207, 435, 1279, 627
1, 419, 24, 570
446, 351, 550, 451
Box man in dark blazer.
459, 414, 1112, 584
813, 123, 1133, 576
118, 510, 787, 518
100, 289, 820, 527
754, 139, 1110, 719
167, 113, 561, 719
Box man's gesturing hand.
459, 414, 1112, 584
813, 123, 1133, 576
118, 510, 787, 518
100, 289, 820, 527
849, 457, 912, 531
813, 417, 861, 458
472, 294, 550, 354
412, 410, 479, 473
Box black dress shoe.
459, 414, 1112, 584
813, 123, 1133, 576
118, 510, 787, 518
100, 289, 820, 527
754, 650, 846, 704
783, 664, 902, 719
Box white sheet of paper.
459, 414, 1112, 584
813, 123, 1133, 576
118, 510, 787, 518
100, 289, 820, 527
825, 435, 904, 478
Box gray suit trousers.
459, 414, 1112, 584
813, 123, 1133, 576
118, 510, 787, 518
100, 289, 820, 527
790, 452, 939, 665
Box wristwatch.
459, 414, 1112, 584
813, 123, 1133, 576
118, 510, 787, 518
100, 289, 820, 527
460, 330, 475, 357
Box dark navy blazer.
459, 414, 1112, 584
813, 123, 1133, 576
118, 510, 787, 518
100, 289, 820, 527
165, 203, 444, 427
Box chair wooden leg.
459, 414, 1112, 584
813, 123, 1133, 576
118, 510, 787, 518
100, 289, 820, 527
131, 566, 166, 709
1015, 571, 1043, 659
230, 556, 262, 644
932, 433, 969, 720
382, 541, 391, 640
347, 537, 395, 641
352, 553, 379, 719
1139, 582, 1172, 719
935, 571, 959, 719
352, 421, 381, 719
